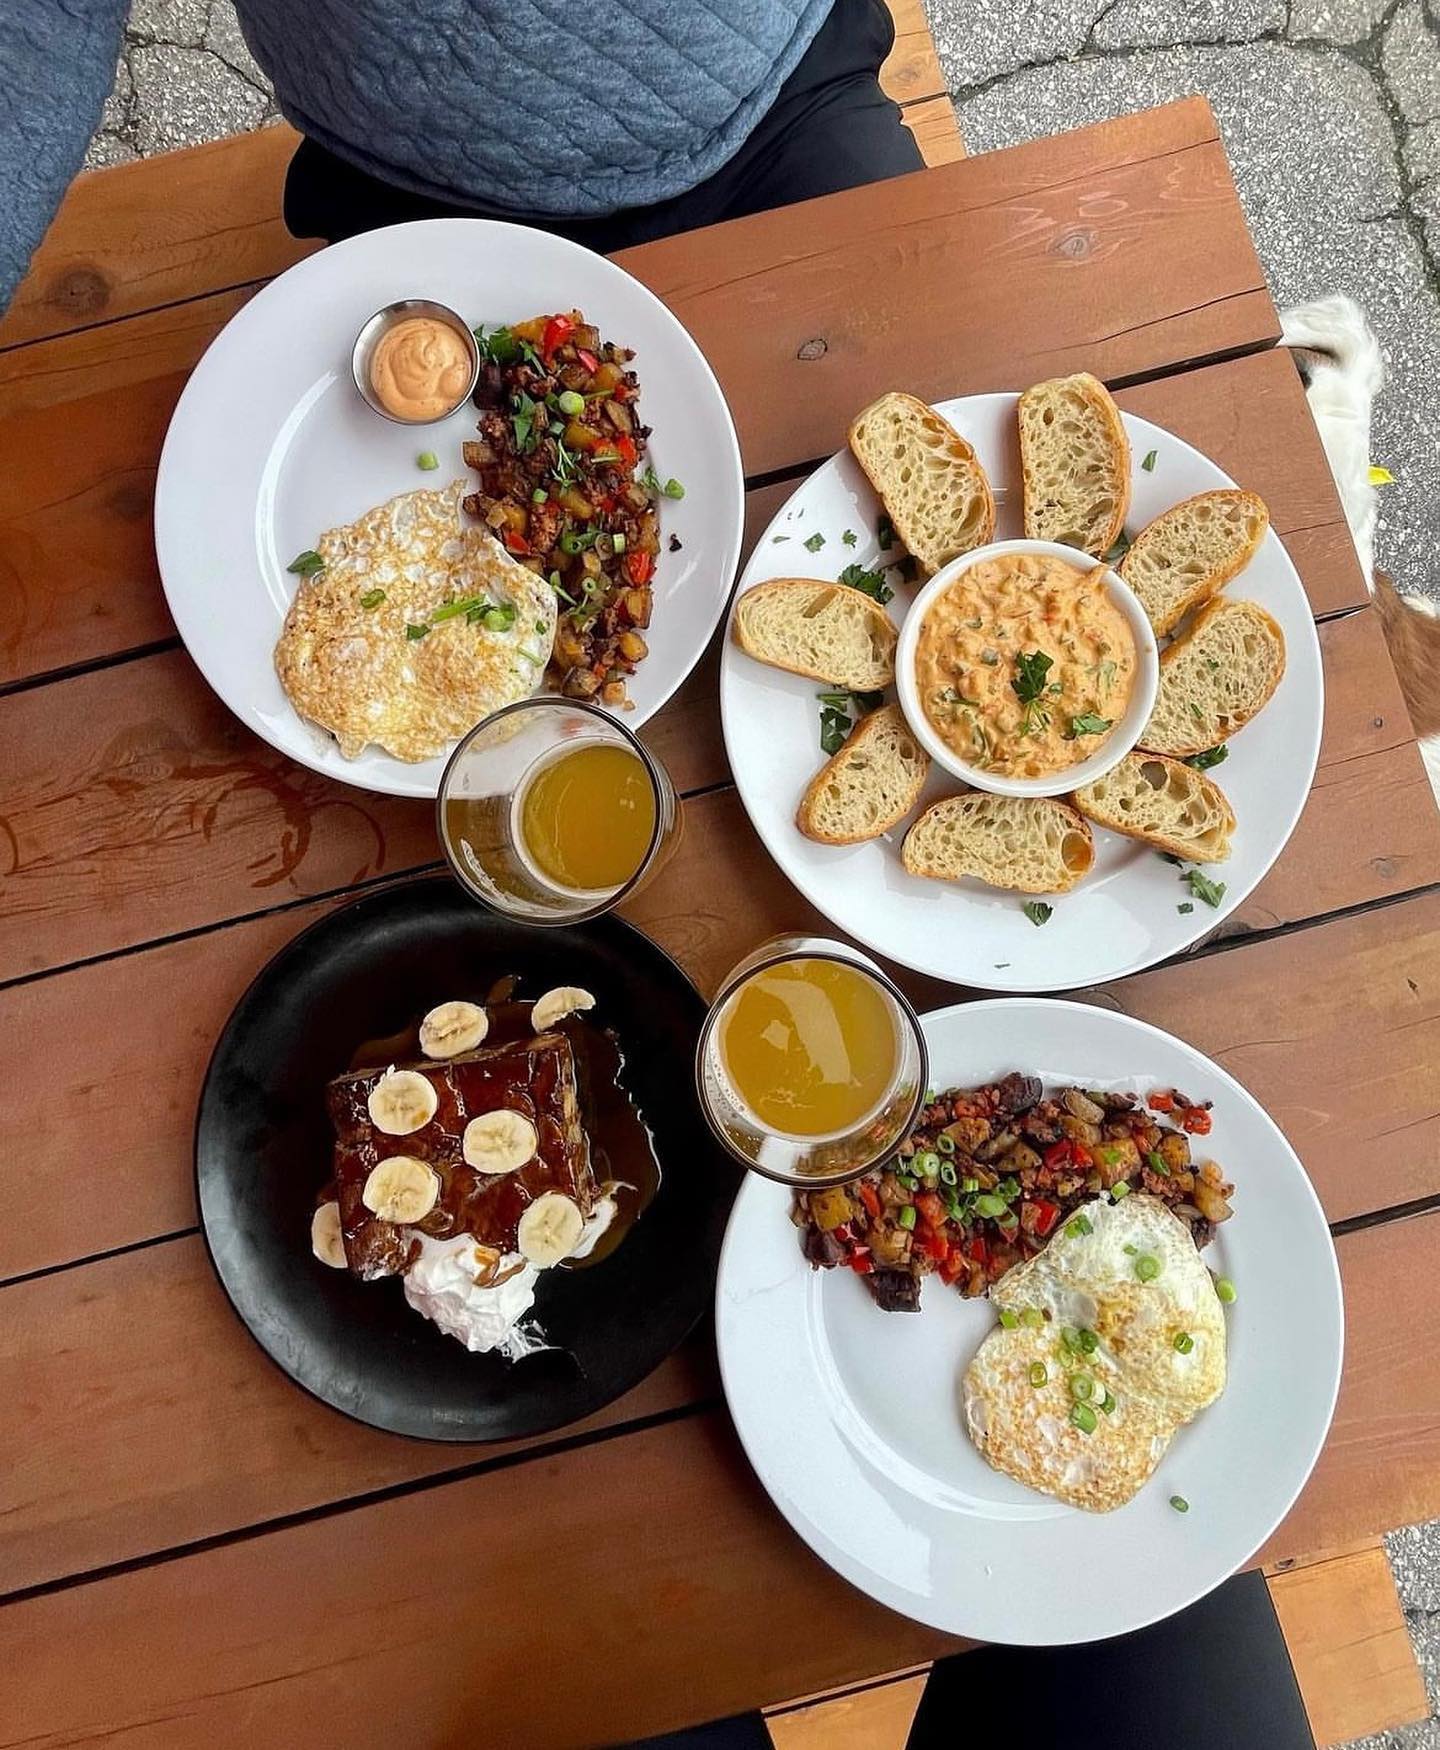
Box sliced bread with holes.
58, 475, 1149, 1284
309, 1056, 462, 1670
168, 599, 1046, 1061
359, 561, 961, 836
901, 793, 1094, 893
1017, 373, 1131, 555
1120, 489, 1270, 636
732, 577, 897, 690
1139, 597, 1286, 756
847, 392, 995, 577
1072, 751, 1235, 863
797, 703, 930, 845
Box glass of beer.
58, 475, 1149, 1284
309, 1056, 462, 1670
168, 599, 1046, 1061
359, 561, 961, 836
695, 935, 928, 1187
437, 699, 679, 924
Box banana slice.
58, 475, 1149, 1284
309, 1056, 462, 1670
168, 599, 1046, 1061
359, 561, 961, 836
516, 1192, 585, 1267
366, 1068, 438, 1135
311, 1200, 348, 1269
419, 1001, 489, 1059
531, 986, 596, 1033
362, 1156, 440, 1224
462, 1109, 538, 1175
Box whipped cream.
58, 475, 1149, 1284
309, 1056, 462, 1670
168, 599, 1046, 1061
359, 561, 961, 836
402, 1233, 543, 1357
401, 1196, 619, 1356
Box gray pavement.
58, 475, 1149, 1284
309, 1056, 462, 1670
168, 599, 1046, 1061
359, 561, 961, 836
85, 3, 1440, 1736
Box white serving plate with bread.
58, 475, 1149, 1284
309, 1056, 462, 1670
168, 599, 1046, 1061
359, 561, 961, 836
719, 390, 1324, 992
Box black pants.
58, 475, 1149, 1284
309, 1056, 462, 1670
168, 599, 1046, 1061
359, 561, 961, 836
625, 1572, 1317, 1750
284, 0, 923, 254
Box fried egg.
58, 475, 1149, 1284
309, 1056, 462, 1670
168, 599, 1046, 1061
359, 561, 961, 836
963, 1194, 1227, 1511
274, 480, 555, 762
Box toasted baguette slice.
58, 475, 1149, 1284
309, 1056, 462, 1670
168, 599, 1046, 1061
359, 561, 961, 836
797, 704, 930, 845
1072, 751, 1235, 863
848, 392, 995, 577
901, 794, 1094, 894
1017, 373, 1131, 555
733, 578, 897, 690
1139, 597, 1286, 756
1120, 490, 1269, 636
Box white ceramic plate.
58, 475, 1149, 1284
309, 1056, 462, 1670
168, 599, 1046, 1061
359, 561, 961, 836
716, 999, 1343, 1646
156, 218, 744, 798
719, 395, 1324, 991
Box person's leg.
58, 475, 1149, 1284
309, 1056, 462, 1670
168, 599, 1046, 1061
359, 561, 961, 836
905, 1571, 1316, 1750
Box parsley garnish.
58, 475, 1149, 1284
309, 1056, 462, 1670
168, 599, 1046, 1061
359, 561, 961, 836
838, 562, 894, 606
1142, 450, 1158, 472
1068, 712, 1113, 738
1022, 901, 1054, 927
358, 588, 385, 610
819, 705, 851, 755
817, 688, 882, 755
803, 531, 826, 553
1182, 868, 1227, 908
842, 529, 858, 546
1178, 901, 1194, 914
1011, 650, 1055, 733
510, 391, 539, 453
287, 549, 324, 577
1185, 744, 1228, 771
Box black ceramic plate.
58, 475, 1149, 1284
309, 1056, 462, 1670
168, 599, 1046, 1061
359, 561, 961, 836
196, 876, 739, 1441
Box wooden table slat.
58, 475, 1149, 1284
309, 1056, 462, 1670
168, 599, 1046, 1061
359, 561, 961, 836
3, 1207, 1435, 1749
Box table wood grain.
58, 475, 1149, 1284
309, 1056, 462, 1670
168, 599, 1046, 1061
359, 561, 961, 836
2, 97, 1438, 1747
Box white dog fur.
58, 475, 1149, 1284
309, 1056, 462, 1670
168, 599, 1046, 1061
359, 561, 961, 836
1280, 294, 1440, 801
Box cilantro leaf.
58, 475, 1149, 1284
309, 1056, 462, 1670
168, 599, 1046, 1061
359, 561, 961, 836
1067, 712, 1113, 738
838, 562, 894, 606
1182, 868, 1227, 908
842, 529, 858, 546
819, 705, 851, 755
1184, 744, 1229, 771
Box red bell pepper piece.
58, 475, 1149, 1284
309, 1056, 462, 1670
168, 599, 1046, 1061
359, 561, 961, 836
1181, 1107, 1213, 1136
1148, 1090, 1175, 1113
964, 1233, 989, 1265
857, 1181, 882, 1222
1030, 1198, 1061, 1237
614, 432, 638, 469
502, 530, 530, 556
938, 1251, 965, 1285
541, 314, 576, 359
1071, 1142, 1093, 1168
914, 1191, 945, 1227
847, 1247, 874, 1275
919, 1226, 949, 1262
1043, 1139, 1074, 1169
623, 549, 655, 585
575, 346, 600, 374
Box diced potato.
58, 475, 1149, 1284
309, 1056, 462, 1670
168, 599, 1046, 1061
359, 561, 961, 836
591, 360, 623, 393
557, 486, 594, 520
564, 419, 601, 452
1094, 1136, 1141, 1186
618, 631, 648, 663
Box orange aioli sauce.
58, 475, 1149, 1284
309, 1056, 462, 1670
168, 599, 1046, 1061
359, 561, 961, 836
370, 317, 472, 421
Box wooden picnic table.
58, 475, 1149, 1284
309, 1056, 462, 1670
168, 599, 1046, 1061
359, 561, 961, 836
3, 94, 1440, 1748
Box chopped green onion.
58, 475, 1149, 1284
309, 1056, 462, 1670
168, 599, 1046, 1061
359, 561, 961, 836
961, 1177, 979, 1193
896, 1173, 917, 1192
935, 1133, 956, 1155
999, 1308, 1020, 1329
287, 549, 324, 577
1071, 1374, 1094, 1401
939, 1162, 958, 1186
1111, 1181, 1131, 1201
1123, 1243, 1138, 1255
1135, 1254, 1161, 1283
998, 1177, 1021, 1202
557, 389, 585, 416
531, 487, 549, 503
1070, 1402, 1098, 1434
429, 595, 482, 623
974, 1193, 1008, 1218
1146, 1150, 1171, 1177
1029, 1362, 1048, 1388
612, 532, 627, 553
358, 588, 385, 610
1099, 1391, 1117, 1415
1216, 1277, 1237, 1304
897, 1204, 917, 1231
914, 1151, 940, 1177
1066, 1213, 1093, 1238
662, 477, 685, 499
1021, 1307, 1044, 1330
1061, 1327, 1084, 1354
1170, 1494, 1190, 1513
1174, 1332, 1195, 1354
416, 450, 439, 471
1078, 1328, 1099, 1354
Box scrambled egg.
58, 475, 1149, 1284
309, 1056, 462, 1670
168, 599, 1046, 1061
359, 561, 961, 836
963, 1194, 1226, 1511
274, 480, 556, 762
